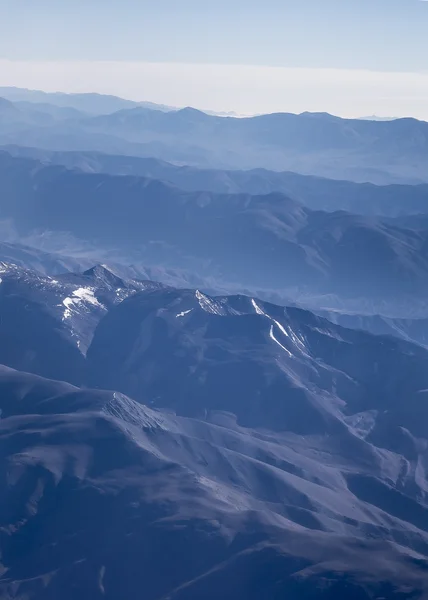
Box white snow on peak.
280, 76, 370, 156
72, 288, 102, 305
62, 287, 102, 320
195, 290, 224, 315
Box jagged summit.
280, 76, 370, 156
82, 263, 126, 288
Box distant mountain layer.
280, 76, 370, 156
1, 152, 428, 307
1, 272, 428, 598
0, 86, 174, 115
316, 308, 428, 348
4, 145, 428, 218
0, 240, 94, 275
1, 93, 428, 182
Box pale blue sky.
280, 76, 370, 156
0, 0, 427, 116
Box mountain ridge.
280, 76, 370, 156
0, 87, 174, 115
3, 145, 428, 218
1, 152, 428, 307
1, 93, 428, 182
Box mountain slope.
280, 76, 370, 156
1, 364, 428, 599
87, 287, 428, 438
0, 262, 160, 382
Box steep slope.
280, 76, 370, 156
1, 153, 428, 305
87, 287, 428, 443
0, 262, 159, 382
1, 365, 428, 599
4, 146, 428, 217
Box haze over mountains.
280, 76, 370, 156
0, 86, 175, 115
1, 88, 428, 183
5, 144, 428, 218
1, 150, 428, 316
1, 87, 428, 599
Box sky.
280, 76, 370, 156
0, 0, 427, 117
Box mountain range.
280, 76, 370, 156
1, 151, 428, 312
3, 145, 428, 218
1, 262, 428, 598
1, 85, 428, 599
0, 87, 174, 115
2, 89, 428, 183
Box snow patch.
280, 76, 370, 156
176, 309, 193, 318
251, 298, 311, 358
251, 298, 266, 316
195, 290, 224, 315
62, 287, 102, 320
269, 325, 292, 357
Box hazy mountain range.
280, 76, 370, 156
1, 86, 428, 599
0, 86, 175, 115
3, 144, 428, 217
1, 151, 428, 313
1, 89, 428, 183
